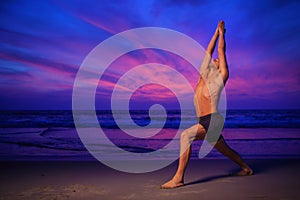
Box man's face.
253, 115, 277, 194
212, 58, 219, 68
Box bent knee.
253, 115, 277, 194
180, 130, 195, 142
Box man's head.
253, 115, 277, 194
212, 58, 220, 68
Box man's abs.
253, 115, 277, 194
194, 79, 219, 117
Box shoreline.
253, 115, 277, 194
1, 127, 299, 161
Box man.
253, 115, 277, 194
161, 20, 253, 189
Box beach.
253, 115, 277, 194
0, 110, 299, 199
0, 159, 299, 200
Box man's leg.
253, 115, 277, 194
214, 137, 253, 175
161, 124, 206, 189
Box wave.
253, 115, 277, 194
0, 127, 299, 160
0, 109, 300, 128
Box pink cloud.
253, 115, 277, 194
95, 48, 200, 102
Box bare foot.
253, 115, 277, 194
231, 168, 254, 176
160, 179, 184, 189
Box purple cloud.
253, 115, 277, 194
0, 0, 299, 109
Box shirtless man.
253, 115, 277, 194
161, 20, 253, 189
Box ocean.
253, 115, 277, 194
0, 110, 299, 161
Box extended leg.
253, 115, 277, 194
161, 124, 206, 189
214, 137, 253, 175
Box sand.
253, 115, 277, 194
0, 159, 299, 200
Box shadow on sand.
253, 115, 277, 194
184, 159, 300, 187
184, 173, 231, 186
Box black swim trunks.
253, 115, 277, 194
197, 112, 224, 141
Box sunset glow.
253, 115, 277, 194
1, 0, 299, 109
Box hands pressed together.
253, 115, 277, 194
215, 20, 226, 35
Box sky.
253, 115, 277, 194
0, 0, 300, 110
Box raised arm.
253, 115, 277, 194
217, 21, 229, 83
206, 25, 219, 56
199, 23, 220, 74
